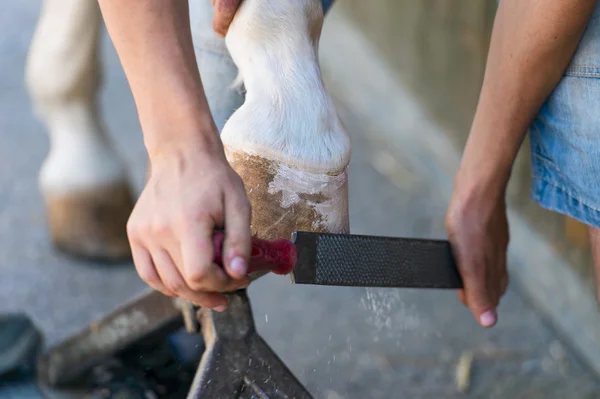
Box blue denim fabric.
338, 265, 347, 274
189, 0, 336, 130
322, 0, 335, 14
530, 3, 600, 228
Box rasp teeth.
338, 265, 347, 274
291, 232, 462, 289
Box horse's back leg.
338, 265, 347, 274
25, 0, 133, 260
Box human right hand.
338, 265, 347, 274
98, 0, 253, 311
127, 139, 252, 311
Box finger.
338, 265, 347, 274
451, 238, 468, 308
152, 247, 229, 309
192, 292, 230, 311
180, 218, 233, 292
499, 271, 509, 297
222, 189, 252, 279
151, 247, 190, 296
131, 243, 175, 297
487, 269, 501, 308
458, 289, 467, 307
212, 0, 242, 37
459, 255, 498, 328
490, 255, 508, 306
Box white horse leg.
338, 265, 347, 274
25, 0, 133, 260
223, 0, 351, 244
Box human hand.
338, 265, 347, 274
445, 174, 510, 328
127, 139, 252, 311
210, 0, 243, 37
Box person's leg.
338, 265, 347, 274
588, 228, 600, 301
25, 0, 134, 260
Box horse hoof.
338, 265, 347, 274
225, 146, 350, 241
44, 182, 135, 262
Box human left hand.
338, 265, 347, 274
445, 172, 510, 328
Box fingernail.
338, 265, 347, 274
479, 310, 497, 327
213, 305, 227, 312
230, 257, 247, 276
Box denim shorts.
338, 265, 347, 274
530, 3, 600, 229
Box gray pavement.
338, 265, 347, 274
2, 1, 600, 398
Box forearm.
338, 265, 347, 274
97, 0, 220, 157
459, 0, 596, 196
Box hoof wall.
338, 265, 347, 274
225, 147, 350, 240
45, 182, 135, 262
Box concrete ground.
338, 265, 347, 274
1, 1, 600, 398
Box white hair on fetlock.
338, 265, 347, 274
221, 0, 350, 173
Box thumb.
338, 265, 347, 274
222, 188, 252, 280
461, 261, 497, 328
448, 227, 498, 328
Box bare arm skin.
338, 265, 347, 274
97, 0, 252, 310
447, 0, 597, 327
98, 0, 216, 155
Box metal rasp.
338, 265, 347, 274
212, 231, 463, 289
290, 231, 462, 288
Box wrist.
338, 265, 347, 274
454, 108, 524, 203
145, 125, 225, 163
454, 136, 514, 206
133, 74, 220, 159
453, 156, 511, 210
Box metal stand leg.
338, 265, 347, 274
36, 289, 312, 398
188, 290, 313, 399
37, 290, 183, 387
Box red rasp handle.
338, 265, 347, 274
212, 231, 298, 275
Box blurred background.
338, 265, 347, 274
2, 1, 600, 398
